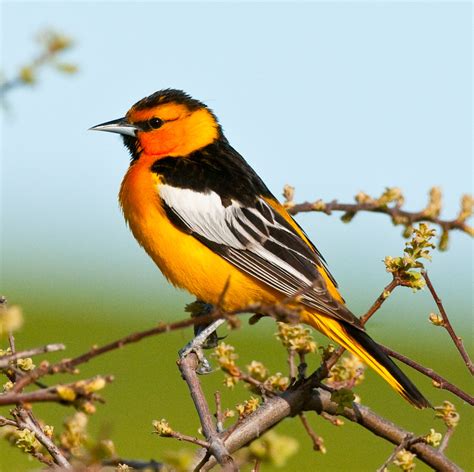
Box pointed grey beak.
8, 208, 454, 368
89, 117, 139, 137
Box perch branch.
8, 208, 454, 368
178, 352, 235, 471
195, 386, 461, 472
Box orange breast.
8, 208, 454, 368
119, 156, 280, 311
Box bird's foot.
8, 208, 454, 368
179, 318, 226, 374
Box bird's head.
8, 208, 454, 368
91, 89, 221, 159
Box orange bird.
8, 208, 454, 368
91, 89, 429, 408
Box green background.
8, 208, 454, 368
0, 293, 472, 471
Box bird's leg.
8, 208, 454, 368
192, 302, 220, 349
179, 302, 225, 374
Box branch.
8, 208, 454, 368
0, 375, 114, 406
0, 343, 65, 368
380, 345, 474, 406
195, 385, 461, 471
287, 197, 472, 244
178, 352, 236, 471
0, 30, 77, 99
422, 270, 474, 375
10, 301, 298, 393
13, 408, 72, 469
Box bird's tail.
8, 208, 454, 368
304, 311, 430, 409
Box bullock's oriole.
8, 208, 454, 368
91, 89, 429, 408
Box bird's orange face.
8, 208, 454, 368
91, 90, 221, 160
126, 102, 220, 157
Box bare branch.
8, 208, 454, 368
287, 197, 472, 244
380, 345, 474, 406
376, 434, 424, 472
439, 426, 455, 453
0, 375, 113, 406
422, 270, 474, 375
178, 352, 235, 471
13, 408, 72, 469
0, 343, 65, 368
298, 412, 325, 452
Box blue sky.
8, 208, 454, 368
1, 1, 472, 324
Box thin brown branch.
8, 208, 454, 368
11, 302, 299, 394
178, 352, 235, 471
299, 412, 325, 452
324, 276, 401, 372
251, 459, 261, 472
380, 345, 474, 406
0, 343, 65, 368
439, 426, 455, 453
168, 430, 209, 448
359, 277, 401, 325
214, 391, 224, 433
104, 458, 163, 471
288, 199, 472, 238
0, 375, 114, 407
376, 434, 424, 472
13, 408, 72, 469
7, 327, 17, 383
288, 349, 297, 379
422, 270, 474, 375
0, 415, 17, 427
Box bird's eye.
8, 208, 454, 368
149, 117, 164, 129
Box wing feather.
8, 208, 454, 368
159, 185, 359, 326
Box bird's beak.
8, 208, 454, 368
89, 117, 139, 137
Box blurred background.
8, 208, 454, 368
1, 1, 472, 470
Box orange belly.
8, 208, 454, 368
119, 159, 281, 311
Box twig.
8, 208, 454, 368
168, 430, 209, 448
0, 343, 65, 368
359, 277, 400, 325
299, 412, 325, 452
439, 426, 455, 453
381, 344, 474, 405
215, 391, 224, 433
0, 375, 114, 406
324, 276, 400, 372
104, 458, 163, 471
251, 459, 261, 472
178, 352, 235, 471
288, 349, 297, 379
288, 199, 472, 238
7, 327, 17, 383
8, 332, 16, 355
422, 270, 474, 375
376, 434, 424, 472
13, 408, 72, 469
0, 415, 17, 427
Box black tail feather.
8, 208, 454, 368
344, 323, 431, 409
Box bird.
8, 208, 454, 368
90, 88, 429, 408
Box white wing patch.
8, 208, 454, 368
159, 186, 244, 248
159, 185, 312, 285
